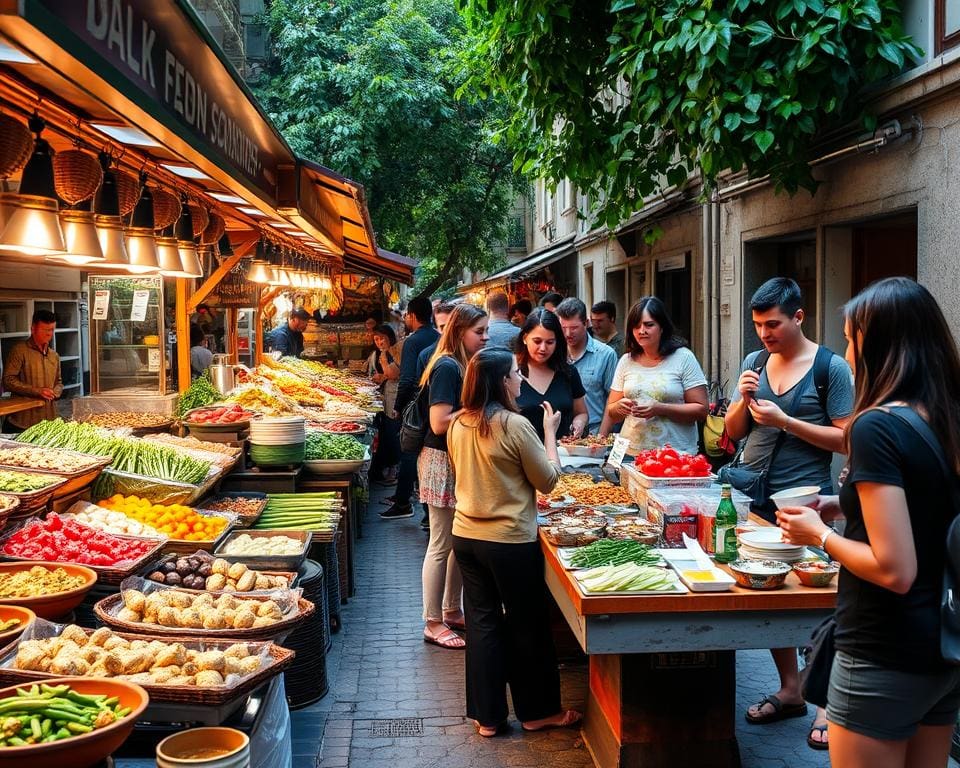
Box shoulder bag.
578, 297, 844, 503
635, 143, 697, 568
399, 385, 429, 455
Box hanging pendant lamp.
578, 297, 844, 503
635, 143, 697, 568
157, 224, 191, 277
50, 207, 105, 265
123, 175, 159, 273
92, 154, 130, 271
175, 197, 203, 278
0, 115, 65, 256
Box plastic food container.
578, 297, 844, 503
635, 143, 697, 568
213, 529, 312, 571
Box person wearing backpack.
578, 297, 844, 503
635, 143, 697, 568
778, 277, 960, 768
723, 277, 854, 746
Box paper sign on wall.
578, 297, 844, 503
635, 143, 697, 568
130, 290, 150, 322
147, 348, 161, 373
92, 290, 110, 320
607, 436, 630, 468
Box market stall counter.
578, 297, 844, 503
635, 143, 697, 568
0, 395, 45, 420
541, 518, 836, 768
297, 474, 359, 600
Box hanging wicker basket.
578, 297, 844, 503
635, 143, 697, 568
150, 187, 181, 231
53, 149, 103, 205
201, 212, 225, 245
189, 202, 209, 238
115, 170, 140, 216
0, 114, 33, 179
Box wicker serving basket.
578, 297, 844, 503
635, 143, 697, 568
53, 149, 103, 205
94, 593, 315, 641
0, 629, 295, 707
0, 114, 33, 179
201, 212, 225, 245
150, 187, 181, 231
115, 170, 140, 216
189, 202, 209, 238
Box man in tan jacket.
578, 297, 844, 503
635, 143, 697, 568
2, 309, 62, 432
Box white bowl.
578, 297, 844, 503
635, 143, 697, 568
769, 485, 820, 510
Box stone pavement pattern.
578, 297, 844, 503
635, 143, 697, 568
290, 484, 959, 768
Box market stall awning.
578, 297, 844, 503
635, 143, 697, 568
468, 234, 576, 289
0, 0, 400, 279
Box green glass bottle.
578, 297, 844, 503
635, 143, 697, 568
713, 484, 739, 564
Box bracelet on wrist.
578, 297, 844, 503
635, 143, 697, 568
819, 528, 835, 550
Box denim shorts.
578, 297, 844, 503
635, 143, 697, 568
826, 650, 960, 740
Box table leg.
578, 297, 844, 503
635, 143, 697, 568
583, 651, 741, 768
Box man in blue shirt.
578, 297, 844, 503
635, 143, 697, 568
266, 308, 310, 357
484, 292, 520, 351
381, 296, 440, 520
556, 298, 616, 434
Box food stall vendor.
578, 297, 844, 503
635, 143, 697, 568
1, 309, 62, 432
266, 308, 311, 357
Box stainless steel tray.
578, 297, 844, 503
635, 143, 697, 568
212, 529, 312, 571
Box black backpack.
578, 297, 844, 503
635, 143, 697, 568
751, 345, 833, 419
399, 385, 428, 455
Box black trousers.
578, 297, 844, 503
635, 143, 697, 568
370, 414, 400, 477
452, 535, 562, 727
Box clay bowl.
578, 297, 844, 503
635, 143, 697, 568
156, 726, 250, 767
0, 604, 35, 646
793, 560, 840, 588
728, 558, 792, 590
0, 676, 148, 768
0, 561, 97, 619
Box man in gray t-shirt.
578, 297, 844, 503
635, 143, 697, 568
485, 291, 521, 351
723, 277, 853, 739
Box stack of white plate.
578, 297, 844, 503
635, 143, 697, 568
738, 528, 806, 563
249, 416, 306, 445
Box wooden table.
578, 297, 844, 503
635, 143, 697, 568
0, 395, 44, 419
542, 529, 836, 768
298, 473, 357, 599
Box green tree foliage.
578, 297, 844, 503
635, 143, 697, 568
460, 0, 922, 228
256, 0, 520, 296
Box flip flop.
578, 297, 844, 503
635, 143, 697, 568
475, 721, 509, 738
807, 722, 829, 750
744, 694, 808, 724
423, 628, 465, 650
521, 709, 582, 732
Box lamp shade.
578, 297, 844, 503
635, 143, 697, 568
124, 228, 160, 273
178, 243, 204, 278
48, 209, 105, 264
0, 193, 65, 256
157, 233, 190, 276
93, 214, 129, 270
246, 259, 273, 284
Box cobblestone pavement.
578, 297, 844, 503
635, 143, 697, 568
291, 484, 959, 768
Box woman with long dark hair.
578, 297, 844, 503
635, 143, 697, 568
367, 324, 402, 483
418, 304, 488, 650
779, 277, 960, 768
448, 347, 581, 737
599, 296, 708, 454
515, 308, 588, 441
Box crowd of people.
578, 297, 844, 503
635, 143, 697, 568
361, 278, 960, 766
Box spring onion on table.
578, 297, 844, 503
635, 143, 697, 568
569, 539, 662, 569
575, 563, 679, 593
254, 492, 342, 531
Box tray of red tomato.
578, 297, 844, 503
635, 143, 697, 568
0, 512, 165, 586
632, 446, 715, 488
316, 420, 367, 435
183, 405, 257, 432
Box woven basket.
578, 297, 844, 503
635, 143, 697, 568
150, 187, 181, 231
0, 629, 295, 707
94, 593, 316, 641
115, 170, 140, 216
201, 212, 225, 245
189, 202, 209, 238
53, 149, 103, 205
0, 114, 32, 179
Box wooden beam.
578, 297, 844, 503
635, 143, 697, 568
187, 236, 258, 313
176, 278, 192, 394
256, 287, 282, 366
226, 308, 239, 365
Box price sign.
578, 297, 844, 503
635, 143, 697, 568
92, 290, 110, 320
147, 348, 161, 373
130, 290, 150, 322
607, 436, 630, 468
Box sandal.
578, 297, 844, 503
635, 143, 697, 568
475, 721, 509, 738
807, 722, 829, 751
444, 618, 466, 632
744, 694, 807, 724
423, 628, 465, 649
521, 709, 582, 732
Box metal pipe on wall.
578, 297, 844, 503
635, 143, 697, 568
701, 202, 713, 384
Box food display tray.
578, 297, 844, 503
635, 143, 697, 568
0, 469, 70, 517
0, 629, 294, 707
137, 553, 296, 592
620, 463, 716, 490
571, 569, 689, 596
559, 443, 611, 458
0, 439, 112, 499
93, 593, 315, 642
212, 529, 313, 571
0, 524, 166, 587
198, 491, 267, 528
160, 518, 234, 556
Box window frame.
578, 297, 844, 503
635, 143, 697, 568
936, 0, 960, 55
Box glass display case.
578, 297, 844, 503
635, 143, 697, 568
88, 275, 168, 395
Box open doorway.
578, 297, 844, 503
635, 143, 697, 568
742, 232, 817, 354
605, 268, 626, 325
655, 251, 692, 343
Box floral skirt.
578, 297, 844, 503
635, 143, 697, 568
418, 447, 456, 508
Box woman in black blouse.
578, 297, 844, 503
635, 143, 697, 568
515, 308, 588, 442
779, 278, 960, 768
